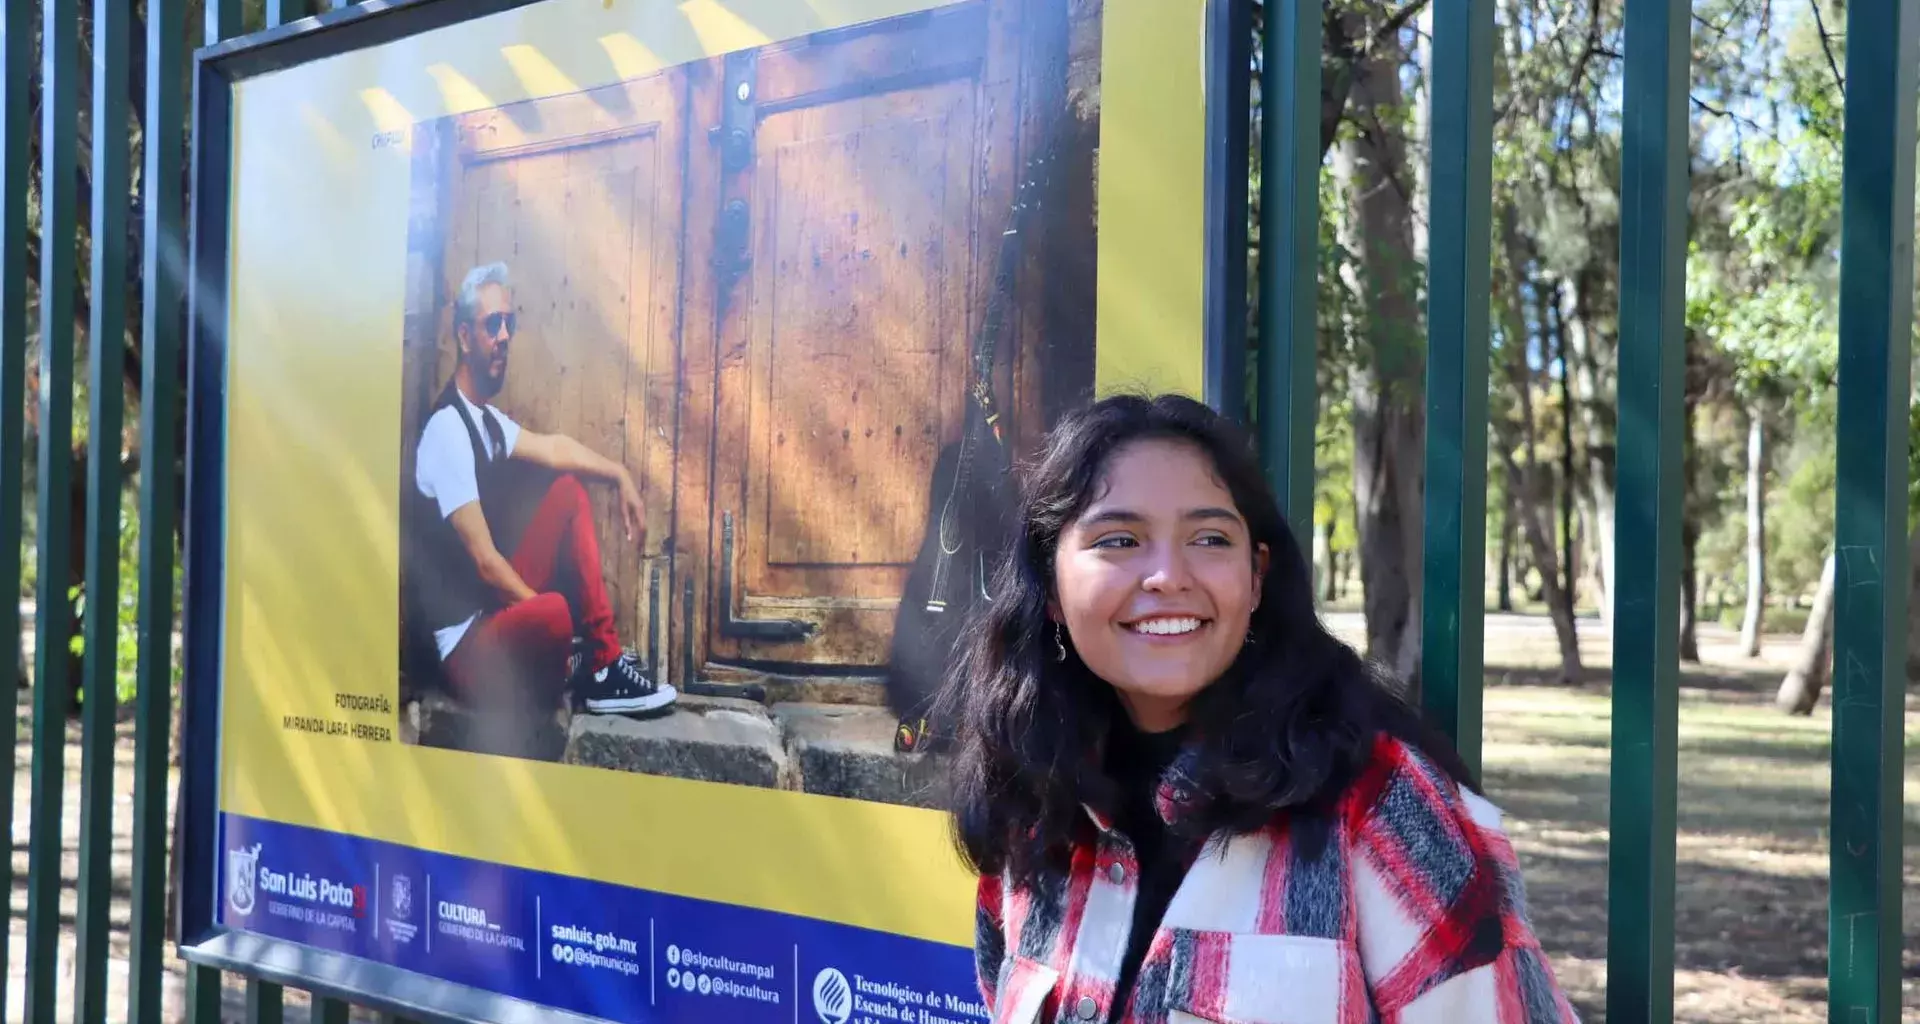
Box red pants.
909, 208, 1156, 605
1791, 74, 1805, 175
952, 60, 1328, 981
444, 475, 621, 707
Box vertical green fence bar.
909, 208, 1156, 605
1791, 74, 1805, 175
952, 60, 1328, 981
1828, 0, 1917, 1017
1202, 0, 1251, 419
184, 2, 244, 1020
130, 0, 187, 1012
25, 0, 78, 1016
76, 0, 131, 1019
313, 993, 352, 1024
209, 0, 241, 43
1257, 0, 1319, 534
187, 960, 223, 1024
0, 0, 29, 1016
1608, 0, 1689, 1019
266, 0, 303, 28
1418, 0, 1494, 775
247, 979, 285, 1024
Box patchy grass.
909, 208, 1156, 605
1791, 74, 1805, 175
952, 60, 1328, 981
1444, 618, 1920, 1024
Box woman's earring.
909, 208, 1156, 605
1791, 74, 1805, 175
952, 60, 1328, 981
1054, 622, 1069, 662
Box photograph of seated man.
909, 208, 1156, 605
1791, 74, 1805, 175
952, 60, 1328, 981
408, 261, 676, 718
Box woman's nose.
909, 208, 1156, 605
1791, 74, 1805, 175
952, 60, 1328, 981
1139, 544, 1194, 591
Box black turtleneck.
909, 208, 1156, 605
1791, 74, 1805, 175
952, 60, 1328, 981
1104, 716, 1190, 1017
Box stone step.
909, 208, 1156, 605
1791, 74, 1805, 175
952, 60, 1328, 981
409, 689, 572, 762
563, 694, 794, 788
409, 690, 948, 808
555, 697, 945, 807
773, 702, 947, 808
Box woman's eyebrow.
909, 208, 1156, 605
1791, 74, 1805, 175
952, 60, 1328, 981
1077, 506, 1243, 526
1079, 508, 1146, 527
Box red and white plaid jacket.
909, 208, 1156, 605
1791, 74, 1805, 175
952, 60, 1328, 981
975, 734, 1581, 1024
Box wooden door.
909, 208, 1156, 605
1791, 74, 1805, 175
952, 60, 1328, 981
699, 1, 1025, 669
437, 72, 687, 669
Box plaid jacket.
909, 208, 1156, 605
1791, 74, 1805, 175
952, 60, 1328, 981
975, 735, 1581, 1024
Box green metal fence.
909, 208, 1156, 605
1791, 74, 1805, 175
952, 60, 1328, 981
1251, 0, 1910, 1022
0, 0, 1903, 1020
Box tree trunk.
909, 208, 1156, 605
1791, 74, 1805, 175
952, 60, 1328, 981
1333, 12, 1425, 684
1313, 517, 1332, 608
1543, 284, 1574, 626
1777, 553, 1837, 714
1739, 409, 1767, 657
1495, 218, 1580, 680
1579, 496, 1606, 606
1552, 291, 1577, 611
1680, 519, 1701, 663
1562, 272, 1615, 629
1906, 523, 1920, 683
1497, 470, 1515, 613
1679, 397, 1701, 663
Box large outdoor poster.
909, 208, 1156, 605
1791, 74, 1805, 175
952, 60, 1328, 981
211, 0, 1213, 1019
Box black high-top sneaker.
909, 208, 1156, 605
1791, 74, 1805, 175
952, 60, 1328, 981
576, 649, 677, 715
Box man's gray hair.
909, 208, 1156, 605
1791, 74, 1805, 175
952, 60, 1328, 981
454, 262, 511, 328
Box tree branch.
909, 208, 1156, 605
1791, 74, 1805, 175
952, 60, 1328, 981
1372, 0, 1431, 49
1809, 0, 1845, 96
1691, 95, 1770, 137
1320, 7, 1361, 159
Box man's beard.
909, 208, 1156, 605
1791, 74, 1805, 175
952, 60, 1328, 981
471, 354, 507, 398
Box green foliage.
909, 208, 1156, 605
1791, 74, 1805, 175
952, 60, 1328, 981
64, 486, 173, 707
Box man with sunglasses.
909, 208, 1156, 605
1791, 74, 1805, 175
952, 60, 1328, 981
408, 261, 675, 719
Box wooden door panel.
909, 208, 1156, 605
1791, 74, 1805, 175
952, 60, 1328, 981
705, 0, 1022, 668
758, 87, 972, 572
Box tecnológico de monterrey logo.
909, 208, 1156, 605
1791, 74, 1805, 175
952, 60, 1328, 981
812, 967, 852, 1024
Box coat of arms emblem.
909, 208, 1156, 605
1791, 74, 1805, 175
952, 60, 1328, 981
391, 873, 412, 920
227, 843, 262, 918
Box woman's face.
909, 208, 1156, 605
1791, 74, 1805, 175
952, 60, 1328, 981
1051, 438, 1267, 733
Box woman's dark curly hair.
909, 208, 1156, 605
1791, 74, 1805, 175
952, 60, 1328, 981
941, 393, 1476, 885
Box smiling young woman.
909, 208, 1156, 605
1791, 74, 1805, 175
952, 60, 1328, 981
941, 394, 1578, 1024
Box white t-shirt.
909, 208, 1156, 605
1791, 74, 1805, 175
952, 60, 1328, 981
414, 390, 523, 659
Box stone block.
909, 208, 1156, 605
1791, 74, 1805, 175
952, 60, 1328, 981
410, 690, 570, 762
563, 695, 794, 789
773, 702, 950, 808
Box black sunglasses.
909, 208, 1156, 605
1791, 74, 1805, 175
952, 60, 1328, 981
478, 311, 517, 338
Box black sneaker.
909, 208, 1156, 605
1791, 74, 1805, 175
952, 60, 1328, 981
579, 651, 677, 715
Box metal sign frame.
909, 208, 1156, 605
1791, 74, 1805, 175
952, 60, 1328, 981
173, 1, 1252, 1019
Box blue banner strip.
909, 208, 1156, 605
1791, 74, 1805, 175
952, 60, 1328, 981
218, 813, 986, 1024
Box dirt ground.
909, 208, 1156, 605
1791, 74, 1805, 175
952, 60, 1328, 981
1325, 612, 1920, 1024
2, 612, 1915, 1022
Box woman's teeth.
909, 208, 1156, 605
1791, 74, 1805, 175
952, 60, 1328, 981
1131, 617, 1202, 636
